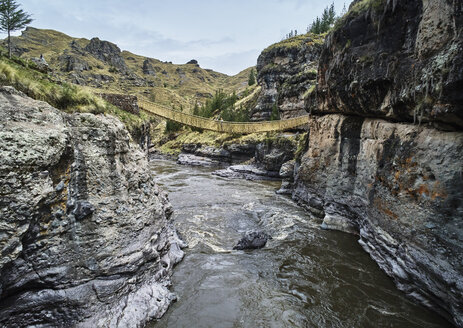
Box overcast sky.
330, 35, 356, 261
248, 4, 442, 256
2, 0, 350, 75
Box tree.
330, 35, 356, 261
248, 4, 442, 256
248, 68, 256, 86
0, 0, 32, 58
308, 2, 337, 35
270, 103, 280, 121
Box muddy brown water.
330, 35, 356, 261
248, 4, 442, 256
150, 159, 451, 328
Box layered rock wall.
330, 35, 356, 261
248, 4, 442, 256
0, 87, 183, 327
292, 115, 463, 325
251, 34, 323, 121
285, 0, 463, 325
99, 93, 140, 115
313, 0, 463, 130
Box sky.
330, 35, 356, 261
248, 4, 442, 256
2, 0, 349, 75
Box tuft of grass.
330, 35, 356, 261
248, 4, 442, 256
302, 85, 316, 99
0, 53, 150, 137
333, 0, 385, 32
263, 33, 326, 53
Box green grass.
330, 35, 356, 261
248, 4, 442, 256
3, 27, 252, 115
333, 0, 386, 32
302, 85, 316, 99
263, 33, 326, 53
0, 57, 108, 113
0, 51, 149, 137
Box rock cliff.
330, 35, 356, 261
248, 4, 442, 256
251, 34, 324, 121
313, 0, 463, 130
0, 87, 184, 327
281, 0, 463, 326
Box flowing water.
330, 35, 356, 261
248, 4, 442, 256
150, 159, 451, 328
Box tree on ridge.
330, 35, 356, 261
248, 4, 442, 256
0, 0, 32, 58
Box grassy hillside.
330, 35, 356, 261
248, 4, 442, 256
0, 49, 153, 138
3, 27, 252, 112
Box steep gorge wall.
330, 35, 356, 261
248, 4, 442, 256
251, 34, 324, 121
312, 0, 463, 129
280, 0, 463, 326
0, 87, 184, 327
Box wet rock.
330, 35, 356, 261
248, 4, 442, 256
179, 143, 256, 166
233, 231, 272, 250
279, 160, 295, 179
292, 114, 463, 326
213, 165, 280, 181
276, 160, 296, 194
0, 86, 184, 327
177, 153, 224, 167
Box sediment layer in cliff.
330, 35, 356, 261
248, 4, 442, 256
288, 0, 463, 326
0, 86, 184, 327
251, 33, 325, 121
312, 0, 463, 130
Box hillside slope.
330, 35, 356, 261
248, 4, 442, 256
2, 27, 251, 111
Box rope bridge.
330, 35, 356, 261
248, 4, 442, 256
139, 99, 309, 134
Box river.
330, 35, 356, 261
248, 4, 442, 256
149, 159, 451, 328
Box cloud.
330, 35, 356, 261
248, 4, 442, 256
10, 0, 351, 74
198, 49, 261, 75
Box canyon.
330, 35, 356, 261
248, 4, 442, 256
0, 0, 462, 326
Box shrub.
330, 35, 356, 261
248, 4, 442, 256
165, 119, 182, 133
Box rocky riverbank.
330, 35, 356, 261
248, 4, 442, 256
170, 132, 301, 180
277, 0, 463, 326
0, 86, 185, 327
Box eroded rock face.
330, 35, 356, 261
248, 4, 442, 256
251, 35, 323, 121
288, 2, 463, 325
0, 86, 184, 327
143, 58, 157, 76
85, 37, 128, 73
292, 114, 463, 326
314, 0, 463, 129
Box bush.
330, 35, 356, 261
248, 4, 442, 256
270, 104, 280, 120
193, 89, 239, 120
165, 119, 182, 133
220, 105, 250, 122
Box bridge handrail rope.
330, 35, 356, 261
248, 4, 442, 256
138, 98, 309, 134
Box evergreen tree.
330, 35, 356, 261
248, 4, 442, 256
0, 0, 32, 58
248, 68, 256, 86
270, 103, 280, 121
308, 2, 337, 35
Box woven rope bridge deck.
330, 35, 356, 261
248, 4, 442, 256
139, 99, 309, 134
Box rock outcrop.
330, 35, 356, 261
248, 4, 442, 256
287, 0, 463, 326
313, 0, 463, 130
85, 37, 128, 73
251, 34, 324, 121
143, 58, 157, 76
59, 53, 90, 72
0, 86, 184, 327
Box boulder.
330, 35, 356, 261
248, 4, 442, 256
233, 231, 272, 250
